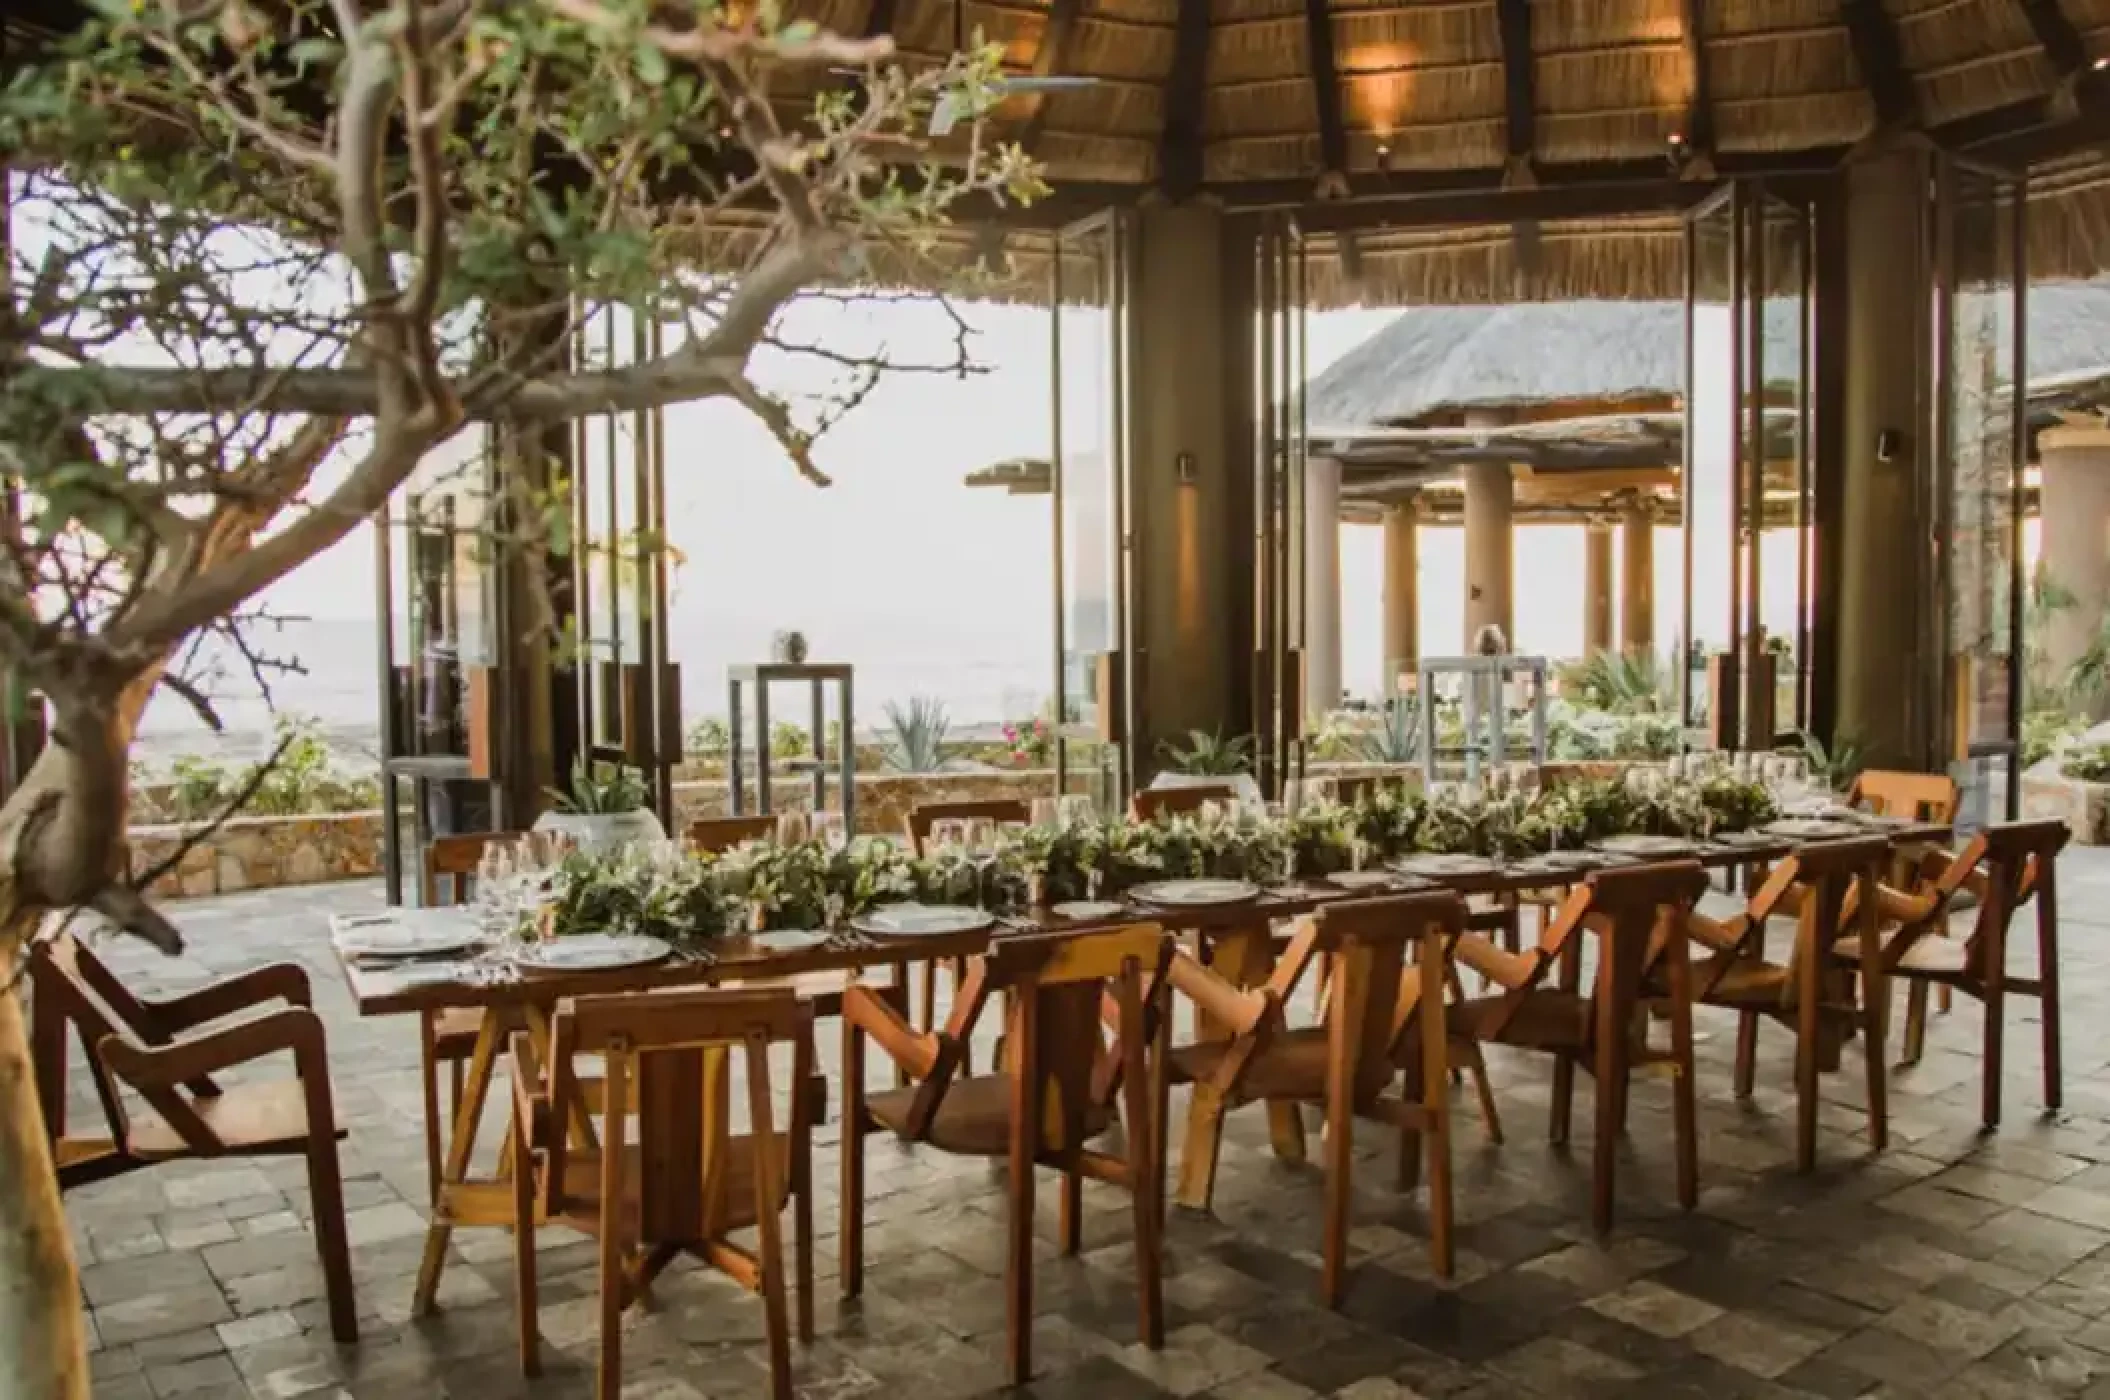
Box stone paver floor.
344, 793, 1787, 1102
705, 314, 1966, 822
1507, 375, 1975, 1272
62, 852, 2110, 1398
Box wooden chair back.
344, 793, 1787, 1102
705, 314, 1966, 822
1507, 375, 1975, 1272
906, 798, 1030, 857
1695, 836, 1889, 999
1848, 770, 1959, 824
687, 814, 777, 854
32, 933, 187, 1154
1275, 892, 1467, 1102
538, 988, 814, 1241
1954, 818, 2070, 971
1132, 785, 1234, 822
422, 832, 523, 906
1583, 860, 1711, 1010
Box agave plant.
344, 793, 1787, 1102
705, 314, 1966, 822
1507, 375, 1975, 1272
881, 696, 952, 773
1355, 699, 1420, 763
1558, 648, 1672, 715
549, 756, 649, 814
1158, 729, 1255, 776
1790, 729, 1864, 792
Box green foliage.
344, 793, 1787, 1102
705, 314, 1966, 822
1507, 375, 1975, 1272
881, 696, 951, 773
1355, 701, 1420, 764
769, 722, 811, 760
134, 713, 380, 824
1557, 650, 1673, 715
550, 757, 648, 815
685, 716, 731, 758
1789, 730, 1864, 790
2063, 744, 2110, 784
1159, 729, 1255, 777
2024, 711, 2088, 767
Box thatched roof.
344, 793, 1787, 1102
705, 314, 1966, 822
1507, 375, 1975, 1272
1306, 278, 2110, 428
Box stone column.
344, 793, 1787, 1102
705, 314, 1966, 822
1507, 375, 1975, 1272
1462, 457, 1515, 649
1620, 498, 1655, 654
1303, 454, 1343, 718
1583, 522, 1614, 657
2038, 424, 2110, 691
1381, 498, 1420, 688
1834, 144, 1935, 768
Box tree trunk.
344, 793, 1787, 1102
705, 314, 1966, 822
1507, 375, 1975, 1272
0, 920, 89, 1400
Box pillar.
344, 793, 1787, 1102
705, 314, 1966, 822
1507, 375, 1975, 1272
1381, 498, 1420, 687
1462, 459, 1514, 650
2038, 424, 2110, 699
1583, 522, 1614, 657
1303, 455, 1343, 719
1834, 144, 1934, 768
1619, 498, 1655, 654
1125, 202, 1242, 767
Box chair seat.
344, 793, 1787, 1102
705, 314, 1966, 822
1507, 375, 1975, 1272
1169, 1029, 1332, 1103
1831, 931, 1970, 975
1691, 955, 1792, 1007
1449, 993, 1590, 1050
864, 1073, 1114, 1156
551, 1135, 793, 1234
127, 1080, 327, 1159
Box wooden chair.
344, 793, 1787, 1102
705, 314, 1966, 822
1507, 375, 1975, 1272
1447, 862, 1709, 1233
840, 924, 1170, 1386
1847, 770, 1960, 824
418, 832, 528, 1202
1132, 783, 1235, 822
1834, 818, 2070, 1130
1680, 836, 1891, 1171
904, 798, 1031, 1056
1168, 891, 1468, 1300
28, 931, 357, 1342
687, 813, 777, 853
507, 987, 816, 1399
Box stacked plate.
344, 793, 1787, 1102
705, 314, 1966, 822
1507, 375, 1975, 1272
851, 904, 995, 940
1763, 817, 1863, 841
1128, 879, 1261, 909
1390, 853, 1498, 879
514, 934, 673, 973
1591, 834, 1698, 859
331, 911, 482, 963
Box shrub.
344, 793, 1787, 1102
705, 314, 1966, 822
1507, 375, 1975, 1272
881, 697, 951, 773
2062, 744, 2110, 784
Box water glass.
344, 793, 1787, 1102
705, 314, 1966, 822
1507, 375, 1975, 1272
1057, 794, 1098, 829
929, 818, 970, 857
776, 810, 811, 846
1030, 797, 1060, 829
812, 811, 848, 853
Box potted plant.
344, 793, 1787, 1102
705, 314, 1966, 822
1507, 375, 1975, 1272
535, 757, 666, 852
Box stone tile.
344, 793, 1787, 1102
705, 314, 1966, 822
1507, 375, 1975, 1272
1585, 1279, 1725, 1338
1685, 1309, 1834, 1380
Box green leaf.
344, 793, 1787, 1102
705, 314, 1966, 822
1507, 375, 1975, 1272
634, 41, 669, 86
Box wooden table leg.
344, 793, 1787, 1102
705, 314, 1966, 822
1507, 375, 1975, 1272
413, 1007, 506, 1316
1174, 924, 1303, 1211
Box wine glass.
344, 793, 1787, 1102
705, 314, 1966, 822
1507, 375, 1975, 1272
1057, 794, 1097, 829
473, 841, 515, 937
929, 818, 969, 858
776, 809, 811, 846
812, 810, 848, 854
1030, 797, 1060, 829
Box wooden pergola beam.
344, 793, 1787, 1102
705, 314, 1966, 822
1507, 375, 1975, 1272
1159, 0, 1210, 198
2020, 0, 2091, 79
1494, 0, 1536, 169
1304, 0, 1348, 179
1019, 0, 1084, 152
1839, 0, 1918, 130
1678, 0, 1715, 161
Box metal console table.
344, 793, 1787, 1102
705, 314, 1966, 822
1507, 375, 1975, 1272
1415, 654, 1550, 786
726, 662, 856, 832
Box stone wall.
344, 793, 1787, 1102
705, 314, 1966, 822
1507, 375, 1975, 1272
129, 812, 387, 899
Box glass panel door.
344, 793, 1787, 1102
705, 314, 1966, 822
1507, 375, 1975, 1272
1252, 214, 1308, 797
1684, 189, 1737, 740
1938, 162, 2026, 825
571, 302, 678, 818
1051, 211, 1132, 814
1758, 196, 1814, 735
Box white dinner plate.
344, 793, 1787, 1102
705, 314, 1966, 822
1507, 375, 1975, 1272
1390, 853, 1497, 878
1592, 834, 1698, 859
851, 904, 994, 940
1327, 870, 1401, 892
752, 929, 832, 953
1051, 901, 1128, 922
1763, 817, 1864, 841
1128, 879, 1261, 908
332, 913, 483, 961
514, 934, 673, 973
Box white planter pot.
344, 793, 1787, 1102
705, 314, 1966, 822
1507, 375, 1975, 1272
532, 808, 666, 854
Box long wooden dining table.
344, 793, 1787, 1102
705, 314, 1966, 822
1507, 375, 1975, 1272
334, 822, 1951, 1315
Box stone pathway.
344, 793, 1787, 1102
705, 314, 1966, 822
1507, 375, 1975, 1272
62, 854, 2110, 1398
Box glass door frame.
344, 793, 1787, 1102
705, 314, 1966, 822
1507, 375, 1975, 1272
1050, 207, 1136, 811
1681, 180, 1817, 748
1251, 213, 1308, 798
1930, 156, 2028, 822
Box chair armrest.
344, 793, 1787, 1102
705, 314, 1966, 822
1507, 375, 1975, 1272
1166, 949, 1271, 1036
98, 1007, 323, 1089
147, 963, 313, 1030
1452, 933, 1532, 989
1686, 912, 1748, 955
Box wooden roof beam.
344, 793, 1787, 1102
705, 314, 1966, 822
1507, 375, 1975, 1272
1019, 0, 1084, 152
1305, 0, 1349, 187
1675, 0, 1716, 175
1839, 0, 1918, 132
1494, 0, 1535, 183
1160, 0, 1210, 198
2021, 0, 2091, 79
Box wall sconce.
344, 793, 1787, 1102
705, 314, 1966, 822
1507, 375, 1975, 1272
1176, 451, 1198, 485
1877, 428, 1902, 462
1374, 141, 1393, 172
